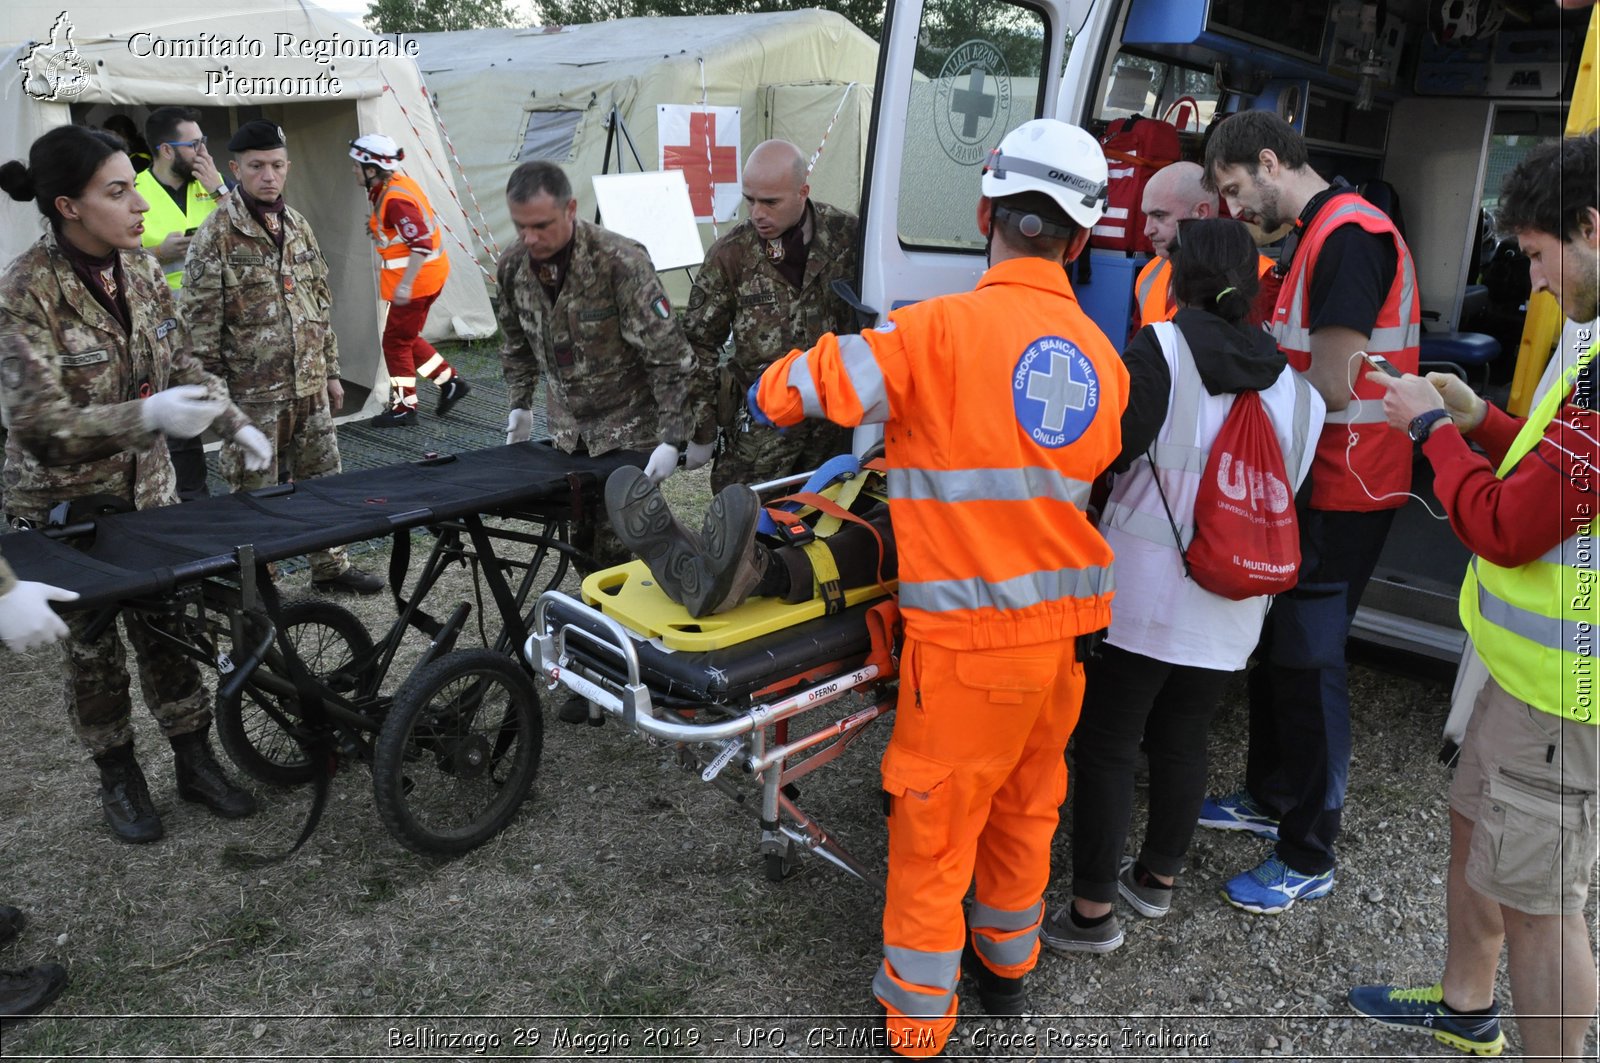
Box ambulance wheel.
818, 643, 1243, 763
373, 650, 543, 856
215, 597, 373, 786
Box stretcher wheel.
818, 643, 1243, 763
372, 649, 543, 856
215, 597, 374, 786
764, 842, 800, 883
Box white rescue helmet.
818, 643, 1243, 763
349, 133, 404, 170
981, 119, 1108, 231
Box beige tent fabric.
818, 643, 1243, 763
1, 1, 497, 415
412, 10, 877, 305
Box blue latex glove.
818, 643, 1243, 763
746, 380, 777, 429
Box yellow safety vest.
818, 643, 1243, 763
1460, 341, 1599, 723
135, 169, 219, 289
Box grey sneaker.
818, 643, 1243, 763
1040, 904, 1123, 954
1117, 856, 1173, 919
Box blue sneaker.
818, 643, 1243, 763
1198, 790, 1280, 841
1348, 983, 1506, 1056
1222, 854, 1333, 914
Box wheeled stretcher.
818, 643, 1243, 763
526, 465, 900, 887
4, 442, 634, 857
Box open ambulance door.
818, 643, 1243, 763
854, 0, 1099, 323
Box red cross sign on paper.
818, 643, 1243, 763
661, 110, 738, 219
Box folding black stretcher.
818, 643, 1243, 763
5, 442, 633, 857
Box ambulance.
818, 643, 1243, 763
854, 0, 1593, 660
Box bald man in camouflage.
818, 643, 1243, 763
683, 139, 857, 491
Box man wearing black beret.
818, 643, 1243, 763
177, 119, 382, 593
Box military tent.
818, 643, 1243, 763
411, 10, 878, 302
1, 0, 498, 414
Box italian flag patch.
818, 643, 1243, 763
651, 296, 671, 320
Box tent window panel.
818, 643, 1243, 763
520, 110, 583, 162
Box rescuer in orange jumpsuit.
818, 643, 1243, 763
753, 118, 1128, 1057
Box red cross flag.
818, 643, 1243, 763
658, 104, 741, 223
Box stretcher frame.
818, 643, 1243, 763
525, 471, 899, 888
4, 444, 633, 858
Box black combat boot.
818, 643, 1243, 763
693, 483, 768, 616
605, 465, 709, 608
170, 727, 257, 819
0, 964, 68, 1023
93, 744, 164, 844
0, 906, 22, 948
960, 938, 1028, 1017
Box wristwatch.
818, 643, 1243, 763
1408, 408, 1452, 443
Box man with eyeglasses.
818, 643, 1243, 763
133, 106, 231, 501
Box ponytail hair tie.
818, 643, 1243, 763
1215, 286, 1237, 304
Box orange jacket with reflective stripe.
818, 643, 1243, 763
367, 173, 449, 301
1134, 253, 1275, 328
756, 256, 1128, 650
1271, 193, 1419, 511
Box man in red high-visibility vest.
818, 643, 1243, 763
350, 133, 470, 427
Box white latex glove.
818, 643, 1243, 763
643, 443, 680, 484
683, 440, 715, 472
506, 408, 534, 445
234, 424, 273, 473
140, 385, 227, 438
0, 580, 78, 652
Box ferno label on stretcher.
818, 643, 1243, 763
582, 562, 895, 652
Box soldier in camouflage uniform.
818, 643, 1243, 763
498, 160, 709, 567
0, 124, 267, 843
498, 160, 708, 724
180, 121, 381, 594
682, 139, 857, 492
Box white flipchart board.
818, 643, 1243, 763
591, 170, 706, 271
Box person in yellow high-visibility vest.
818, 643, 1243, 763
133, 106, 229, 501
1351, 131, 1599, 1062
350, 133, 469, 428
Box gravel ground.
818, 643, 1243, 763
1, 471, 1595, 1061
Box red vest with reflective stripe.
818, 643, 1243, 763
1135, 257, 1173, 327
1136, 253, 1276, 330
368, 173, 449, 301
1271, 194, 1418, 511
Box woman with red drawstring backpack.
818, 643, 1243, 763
1041, 218, 1325, 953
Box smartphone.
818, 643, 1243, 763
1361, 351, 1402, 378
184, 227, 198, 236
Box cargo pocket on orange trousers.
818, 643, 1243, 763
953, 651, 1058, 706
1472, 769, 1595, 901
882, 745, 957, 859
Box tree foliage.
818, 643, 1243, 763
364, 0, 520, 34
535, 0, 887, 39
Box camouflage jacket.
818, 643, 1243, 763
180, 192, 339, 402
498, 220, 698, 455
682, 200, 858, 433
0, 230, 249, 521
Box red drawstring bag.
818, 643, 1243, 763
1182, 391, 1301, 599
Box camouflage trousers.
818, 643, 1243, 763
223, 391, 350, 581
712, 417, 851, 494
63, 610, 211, 756
568, 447, 648, 572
